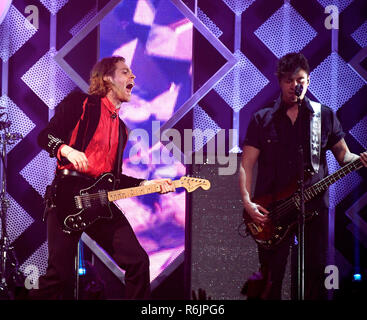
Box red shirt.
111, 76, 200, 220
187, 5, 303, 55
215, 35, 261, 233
58, 97, 120, 178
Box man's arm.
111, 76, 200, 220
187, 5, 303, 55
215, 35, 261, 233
37, 91, 86, 157
331, 138, 367, 167
240, 146, 259, 203
37, 91, 90, 171
240, 145, 269, 225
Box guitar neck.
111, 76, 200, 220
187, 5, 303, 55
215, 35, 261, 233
304, 157, 363, 201
107, 180, 183, 202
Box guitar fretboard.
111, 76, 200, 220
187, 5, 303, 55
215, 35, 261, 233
107, 180, 183, 202
304, 157, 363, 202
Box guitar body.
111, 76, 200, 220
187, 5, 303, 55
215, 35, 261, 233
55, 173, 116, 232
243, 156, 365, 249
52, 173, 211, 233
243, 184, 317, 250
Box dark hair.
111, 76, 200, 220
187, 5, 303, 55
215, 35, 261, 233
276, 52, 310, 81
88, 56, 126, 96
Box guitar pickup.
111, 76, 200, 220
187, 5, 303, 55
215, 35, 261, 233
75, 196, 83, 209
98, 190, 108, 205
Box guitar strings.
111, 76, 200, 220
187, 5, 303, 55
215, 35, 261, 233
75, 178, 211, 204
261, 160, 361, 224
75, 178, 209, 206
77, 161, 359, 215
76, 185, 162, 204
260, 187, 315, 224
266, 198, 296, 223
267, 185, 324, 223
272, 159, 362, 220
77, 179, 198, 202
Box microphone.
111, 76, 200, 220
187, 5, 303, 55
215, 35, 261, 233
295, 83, 303, 97
111, 113, 117, 119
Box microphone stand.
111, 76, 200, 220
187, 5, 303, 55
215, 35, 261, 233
296, 94, 305, 301
0, 117, 23, 299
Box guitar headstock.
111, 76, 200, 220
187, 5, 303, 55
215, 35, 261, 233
179, 176, 211, 192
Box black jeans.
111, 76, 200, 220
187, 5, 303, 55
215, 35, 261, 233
28, 201, 150, 300
258, 208, 329, 300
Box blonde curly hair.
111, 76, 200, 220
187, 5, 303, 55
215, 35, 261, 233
88, 56, 125, 96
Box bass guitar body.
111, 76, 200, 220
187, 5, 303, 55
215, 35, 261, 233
243, 184, 317, 250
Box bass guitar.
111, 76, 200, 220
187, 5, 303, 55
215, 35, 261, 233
243, 156, 364, 249
55, 173, 211, 233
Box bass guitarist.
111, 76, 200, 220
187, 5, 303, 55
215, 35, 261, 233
240, 52, 367, 300
28, 56, 175, 300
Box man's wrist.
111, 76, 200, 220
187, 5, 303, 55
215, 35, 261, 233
60, 145, 74, 158
243, 199, 254, 209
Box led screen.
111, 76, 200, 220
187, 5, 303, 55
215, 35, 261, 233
100, 0, 192, 281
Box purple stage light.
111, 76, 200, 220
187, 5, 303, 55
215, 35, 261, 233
0, 0, 12, 25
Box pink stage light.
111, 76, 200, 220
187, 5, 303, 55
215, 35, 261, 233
120, 83, 180, 123
146, 18, 192, 61
112, 38, 138, 69
149, 245, 184, 281
116, 156, 186, 282
0, 0, 12, 25
133, 0, 155, 26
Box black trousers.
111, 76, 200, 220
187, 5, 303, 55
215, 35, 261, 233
28, 203, 150, 300
258, 208, 329, 300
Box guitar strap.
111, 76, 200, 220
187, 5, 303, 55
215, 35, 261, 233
42, 179, 58, 222
309, 100, 322, 173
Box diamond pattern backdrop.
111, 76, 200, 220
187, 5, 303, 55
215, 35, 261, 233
0, 4, 37, 62
214, 49, 269, 112
0, 94, 35, 153
351, 21, 367, 48
192, 0, 367, 299
254, 3, 317, 59
309, 52, 365, 112
4, 0, 192, 297
21, 48, 76, 110
317, 0, 354, 12
2, 0, 100, 292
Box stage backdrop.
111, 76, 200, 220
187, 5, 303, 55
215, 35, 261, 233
1, 0, 367, 299
182, 0, 367, 299
1, 0, 192, 293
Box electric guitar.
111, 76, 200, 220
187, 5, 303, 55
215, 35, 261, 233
243, 157, 365, 249
55, 173, 211, 233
